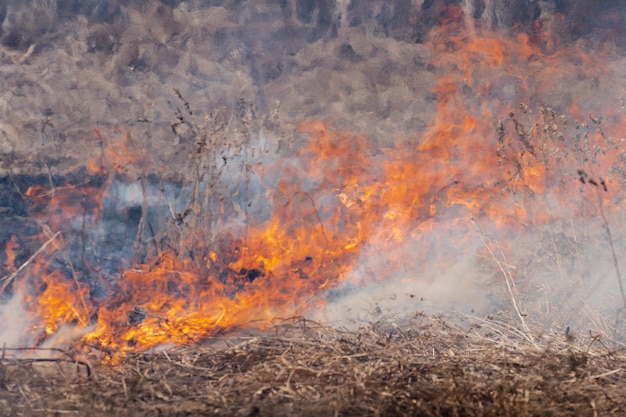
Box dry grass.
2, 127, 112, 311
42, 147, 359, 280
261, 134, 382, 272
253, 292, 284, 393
1, 4, 626, 416
1, 314, 625, 417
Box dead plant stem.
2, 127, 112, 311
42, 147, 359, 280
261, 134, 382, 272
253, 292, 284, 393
595, 192, 626, 334
470, 219, 534, 343
0, 231, 61, 293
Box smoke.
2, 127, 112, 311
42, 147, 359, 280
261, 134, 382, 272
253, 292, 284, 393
0, 290, 36, 348
320, 191, 626, 335
0, 288, 94, 355
320, 224, 490, 326
315, 129, 618, 331
1, 0, 626, 353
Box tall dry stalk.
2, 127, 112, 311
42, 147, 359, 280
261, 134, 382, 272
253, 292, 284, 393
470, 218, 536, 346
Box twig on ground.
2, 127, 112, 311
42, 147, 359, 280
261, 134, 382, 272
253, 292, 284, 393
1, 358, 92, 379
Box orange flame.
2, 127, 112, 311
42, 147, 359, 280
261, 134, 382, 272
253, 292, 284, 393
3, 6, 626, 361
3, 235, 19, 273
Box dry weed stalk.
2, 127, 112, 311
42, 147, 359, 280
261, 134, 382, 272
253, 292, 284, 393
167, 89, 258, 263
0, 231, 61, 293
470, 218, 535, 345
577, 116, 626, 334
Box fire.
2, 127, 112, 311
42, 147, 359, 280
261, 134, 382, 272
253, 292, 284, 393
3, 235, 19, 273
2, 6, 625, 360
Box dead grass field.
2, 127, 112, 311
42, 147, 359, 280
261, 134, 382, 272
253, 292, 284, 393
2, 3, 626, 416
1, 314, 625, 417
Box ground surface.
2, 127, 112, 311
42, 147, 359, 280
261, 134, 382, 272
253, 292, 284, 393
1, 314, 625, 417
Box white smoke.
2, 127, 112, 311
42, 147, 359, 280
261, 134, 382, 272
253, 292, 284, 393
0, 289, 37, 348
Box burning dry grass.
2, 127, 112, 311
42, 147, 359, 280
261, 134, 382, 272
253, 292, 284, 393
2, 3, 626, 415
1, 314, 625, 417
